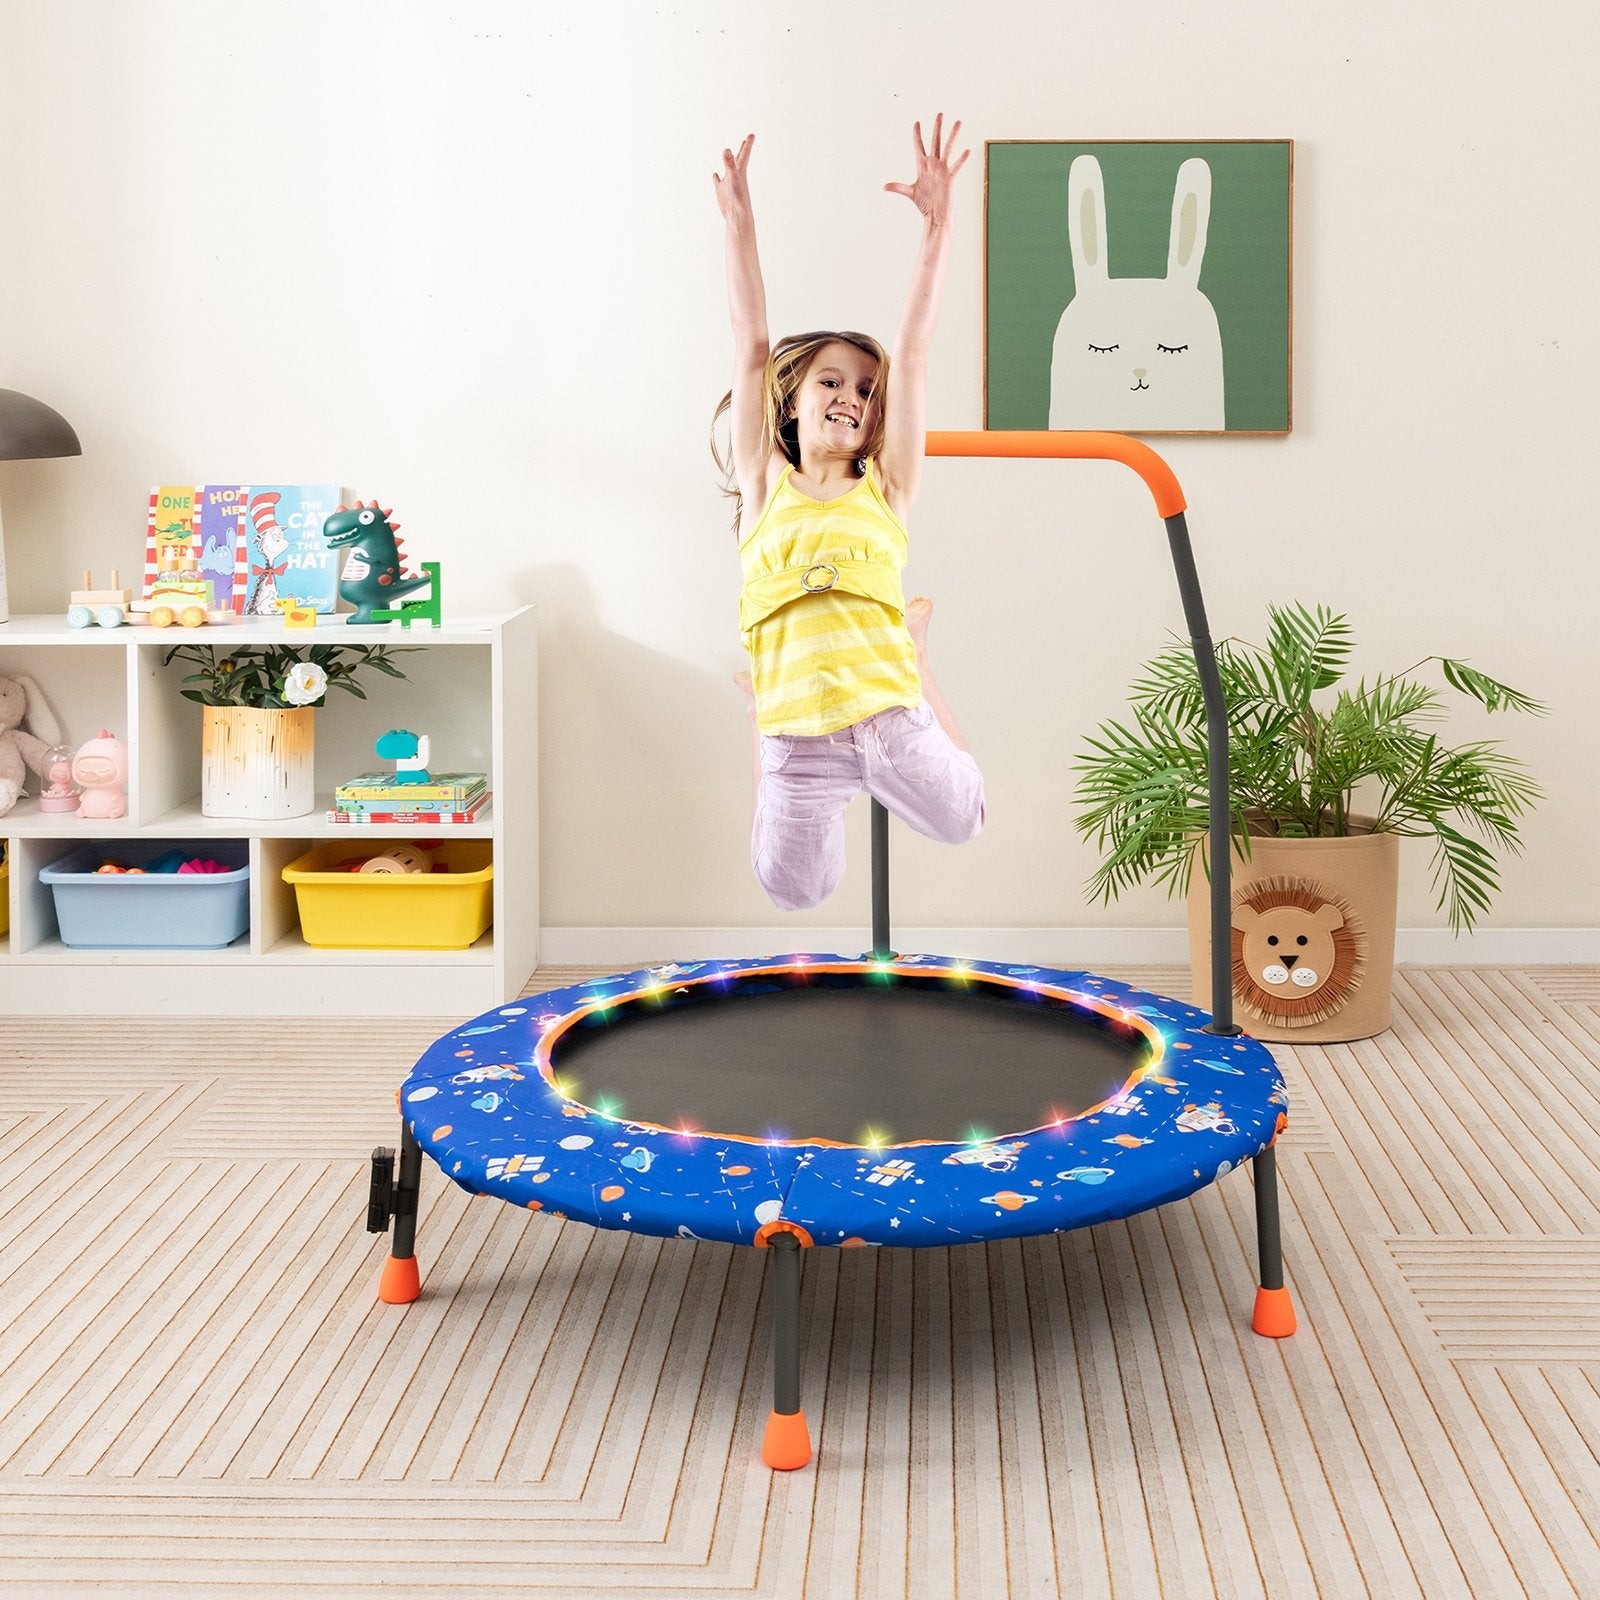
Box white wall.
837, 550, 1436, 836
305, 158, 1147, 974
1, 0, 1592, 943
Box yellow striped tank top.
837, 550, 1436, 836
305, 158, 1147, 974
738, 459, 921, 737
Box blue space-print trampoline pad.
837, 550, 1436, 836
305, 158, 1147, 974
401, 954, 1288, 1249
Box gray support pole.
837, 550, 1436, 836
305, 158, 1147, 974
392, 1120, 423, 1261
1253, 1145, 1284, 1292
870, 798, 894, 960
1164, 511, 1238, 1037
770, 1232, 803, 1415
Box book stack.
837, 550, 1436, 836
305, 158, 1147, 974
329, 771, 490, 825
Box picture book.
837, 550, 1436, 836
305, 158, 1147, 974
326, 795, 492, 825
336, 771, 489, 804
194, 485, 252, 613
143, 486, 199, 599
337, 798, 490, 820
240, 484, 342, 617
334, 789, 488, 815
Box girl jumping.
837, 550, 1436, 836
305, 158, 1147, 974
713, 116, 985, 911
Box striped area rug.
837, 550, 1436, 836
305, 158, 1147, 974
1, 966, 1596, 1598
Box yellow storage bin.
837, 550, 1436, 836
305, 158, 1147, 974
282, 839, 493, 950
1, 851, 9, 938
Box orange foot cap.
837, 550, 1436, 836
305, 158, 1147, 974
379, 1254, 421, 1304
1252, 1285, 1297, 1338
761, 1408, 812, 1471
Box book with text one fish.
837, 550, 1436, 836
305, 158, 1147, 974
143, 486, 198, 600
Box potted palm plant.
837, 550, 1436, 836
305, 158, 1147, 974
1074, 603, 1543, 1041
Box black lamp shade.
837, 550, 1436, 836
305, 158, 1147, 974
0, 388, 81, 461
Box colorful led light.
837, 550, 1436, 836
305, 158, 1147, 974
524, 956, 1166, 1159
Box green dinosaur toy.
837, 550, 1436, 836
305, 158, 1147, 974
322, 501, 434, 625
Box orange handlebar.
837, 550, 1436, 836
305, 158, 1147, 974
925, 430, 1187, 520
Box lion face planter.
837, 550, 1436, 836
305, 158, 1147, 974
1187, 827, 1400, 1043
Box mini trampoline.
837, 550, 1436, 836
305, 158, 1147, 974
367, 432, 1298, 1472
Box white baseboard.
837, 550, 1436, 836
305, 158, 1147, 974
541, 927, 1600, 970
1390, 928, 1600, 963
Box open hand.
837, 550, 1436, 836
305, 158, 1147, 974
884, 114, 970, 225
714, 134, 756, 224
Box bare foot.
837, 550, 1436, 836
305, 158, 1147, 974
905, 595, 932, 654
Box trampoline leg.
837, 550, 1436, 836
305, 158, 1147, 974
761, 1232, 811, 1470
1250, 1145, 1297, 1337
379, 1121, 424, 1305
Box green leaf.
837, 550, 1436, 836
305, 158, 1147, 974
1263, 601, 1353, 704
1426, 822, 1500, 934
1439, 658, 1546, 715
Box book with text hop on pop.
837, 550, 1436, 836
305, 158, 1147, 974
240, 485, 342, 617
325, 797, 492, 825
194, 485, 252, 613
143, 486, 199, 599
335, 772, 489, 803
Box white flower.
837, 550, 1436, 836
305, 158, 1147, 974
282, 662, 329, 706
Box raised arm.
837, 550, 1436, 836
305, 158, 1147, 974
715, 135, 780, 519
877, 115, 970, 519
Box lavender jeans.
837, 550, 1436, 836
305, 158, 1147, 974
751, 701, 986, 911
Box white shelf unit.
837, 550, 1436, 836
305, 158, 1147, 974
0, 608, 537, 1016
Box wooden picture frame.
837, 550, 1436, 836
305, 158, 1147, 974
984, 139, 1294, 435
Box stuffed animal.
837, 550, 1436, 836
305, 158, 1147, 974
0, 674, 64, 816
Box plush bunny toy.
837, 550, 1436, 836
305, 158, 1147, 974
0, 673, 65, 816
1049, 154, 1226, 431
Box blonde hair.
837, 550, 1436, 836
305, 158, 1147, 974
711, 330, 889, 530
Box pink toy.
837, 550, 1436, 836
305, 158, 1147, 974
71, 730, 129, 820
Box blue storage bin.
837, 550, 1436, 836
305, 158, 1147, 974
40, 840, 251, 949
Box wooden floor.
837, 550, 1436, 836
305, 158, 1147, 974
2, 965, 1597, 1599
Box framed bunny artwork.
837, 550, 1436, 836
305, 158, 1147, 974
984, 139, 1293, 435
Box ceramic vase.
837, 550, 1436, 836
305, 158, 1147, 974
201, 705, 315, 819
